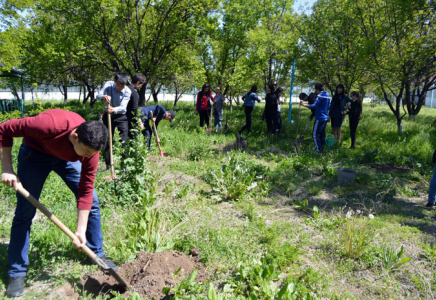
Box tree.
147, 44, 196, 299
351, 0, 436, 131
298, 0, 367, 95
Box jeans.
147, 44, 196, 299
213, 111, 222, 128
428, 164, 436, 204
313, 119, 327, 153
239, 106, 254, 134
8, 143, 104, 278
142, 120, 153, 150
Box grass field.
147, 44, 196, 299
1, 99, 436, 299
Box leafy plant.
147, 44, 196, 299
381, 245, 411, 273
205, 152, 261, 200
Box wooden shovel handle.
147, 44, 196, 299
16, 183, 97, 260
107, 110, 115, 177
150, 112, 163, 155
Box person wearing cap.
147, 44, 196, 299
138, 105, 175, 151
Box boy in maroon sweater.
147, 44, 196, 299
0, 109, 116, 298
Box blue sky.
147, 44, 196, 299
292, 0, 316, 13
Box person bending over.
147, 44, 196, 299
0, 109, 117, 298
138, 105, 175, 150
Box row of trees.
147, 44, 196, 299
1, 0, 435, 131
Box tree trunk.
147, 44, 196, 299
138, 82, 148, 107
397, 119, 403, 134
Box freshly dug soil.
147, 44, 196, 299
81, 250, 207, 299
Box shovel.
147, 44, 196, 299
107, 108, 115, 178
15, 183, 128, 289
150, 111, 167, 157
298, 119, 312, 144
224, 101, 229, 130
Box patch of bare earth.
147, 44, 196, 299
78, 250, 207, 299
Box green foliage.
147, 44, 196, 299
205, 152, 269, 200
381, 245, 411, 273
125, 206, 174, 254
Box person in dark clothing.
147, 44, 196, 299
299, 92, 317, 121
126, 74, 146, 141
195, 84, 215, 128
328, 84, 351, 143
138, 105, 175, 150
272, 87, 284, 134
262, 84, 276, 133
239, 85, 261, 136
347, 91, 362, 149
97, 72, 132, 169
300, 83, 331, 153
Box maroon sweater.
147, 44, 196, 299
0, 109, 99, 210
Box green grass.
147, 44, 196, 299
1, 100, 436, 299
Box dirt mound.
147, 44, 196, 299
81, 250, 206, 299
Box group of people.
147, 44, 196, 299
96, 72, 175, 169
299, 83, 363, 153
195, 83, 285, 136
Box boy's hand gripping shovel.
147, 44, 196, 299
16, 183, 128, 289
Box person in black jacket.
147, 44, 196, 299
329, 84, 351, 143
347, 91, 362, 149
272, 87, 284, 134
126, 73, 146, 141
262, 84, 276, 133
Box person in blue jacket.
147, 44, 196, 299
238, 85, 261, 136
138, 105, 175, 150
300, 83, 330, 153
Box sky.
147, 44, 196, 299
292, 0, 317, 14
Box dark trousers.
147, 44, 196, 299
9, 143, 104, 277
199, 109, 211, 127
239, 106, 254, 134
272, 111, 282, 134
265, 113, 273, 133
313, 119, 327, 153
349, 116, 360, 148
103, 114, 128, 168
142, 121, 153, 150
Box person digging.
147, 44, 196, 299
138, 105, 175, 151
0, 109, 118, 298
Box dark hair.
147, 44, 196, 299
76, 121, 108, 150
199, 83, 211, 97
114, 72, 129, 85
132, 73, 146, 84
267, 83, 275, 93
315, 83, 324, 91
249, 85, 257, 94
299, 93, 308, 100
335, 84, 345, 95
201, 83, 210, 93
275, 87, 284, 97
351, 91, 362, 102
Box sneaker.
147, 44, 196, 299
426, 202, 435, 208
6, 276, 25, 298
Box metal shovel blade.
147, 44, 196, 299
94, 256, 128, 289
